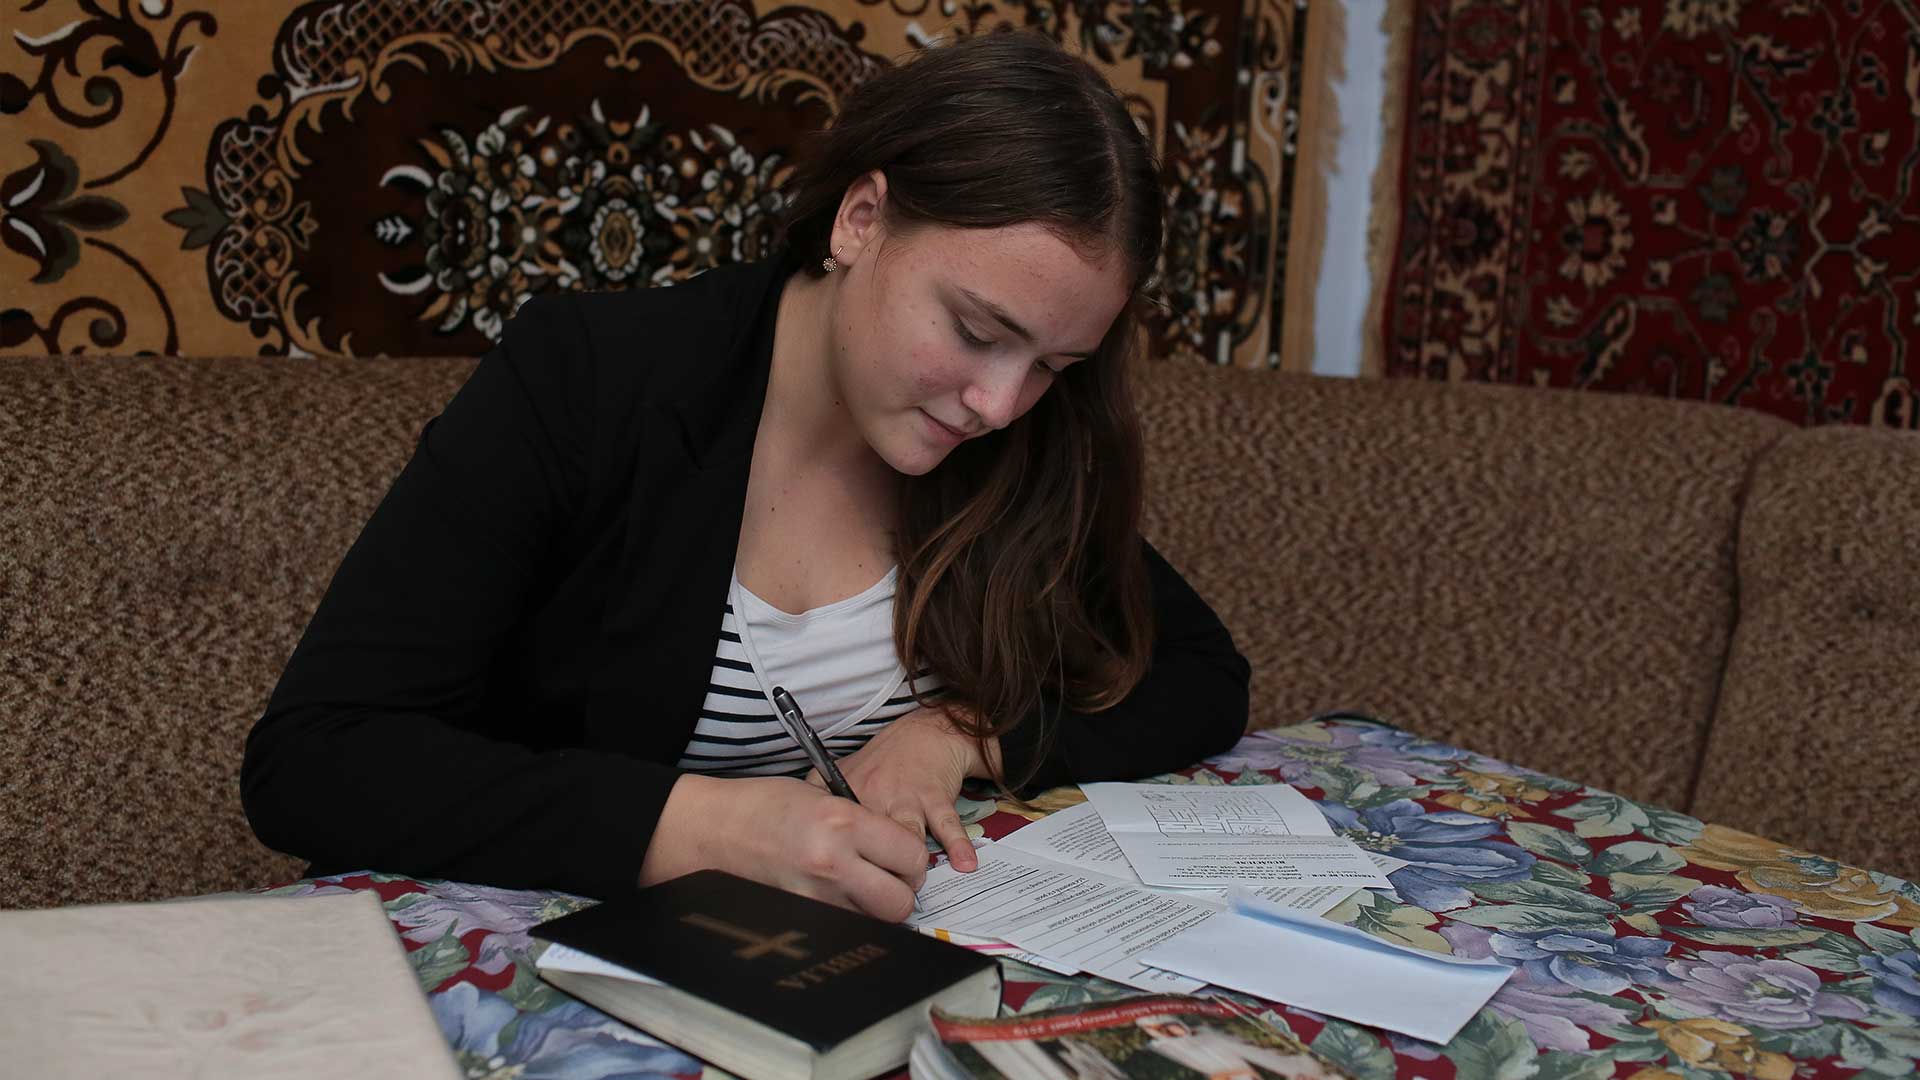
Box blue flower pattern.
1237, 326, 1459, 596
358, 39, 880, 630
1319, 797, 1536, 911
279, 719, 1920, 1079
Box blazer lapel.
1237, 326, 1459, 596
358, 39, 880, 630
583, 262, 785, 760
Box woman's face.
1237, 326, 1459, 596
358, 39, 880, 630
826, 200, 1131, 477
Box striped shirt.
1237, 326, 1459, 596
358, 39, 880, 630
677, 565, 941, 776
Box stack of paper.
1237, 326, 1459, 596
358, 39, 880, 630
1138, 887, 1515, 1043
909, 781, 1516, 1044
1080, 783, 1393, 890
996, 801, 1404, 914
907, 843, 1217, 992
908, 784, 1407, 993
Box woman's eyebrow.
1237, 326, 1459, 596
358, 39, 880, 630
955, 286, 1094, 359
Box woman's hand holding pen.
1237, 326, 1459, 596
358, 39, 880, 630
640, 773, 929, 922
636, 704, 1001, 922
804, 705, 994, 873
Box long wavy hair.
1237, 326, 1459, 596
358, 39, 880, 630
776, 30, 1164, 793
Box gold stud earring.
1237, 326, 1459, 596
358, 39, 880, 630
822, 246, 843, 273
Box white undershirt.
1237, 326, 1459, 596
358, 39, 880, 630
676, 564, 939, 775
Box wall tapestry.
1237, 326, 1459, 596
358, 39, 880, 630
3, 0, 1341, 371
1368, 0, 1920, 427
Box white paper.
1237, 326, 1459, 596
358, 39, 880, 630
999, 801, 1406, 913
1370, 853, 1412, 876
996, 801, 1139, 874
913, 926, 1080, 975
1136, 888, 1515, 1044
1229, 887, 1501, 966
1081, 784, 1393, 889
907, 845, 1215, 994
537, 942, 664, 984
1009, 951, 1081, 975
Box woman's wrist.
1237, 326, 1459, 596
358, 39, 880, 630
971, 733, 1003, 780
943, 708, 1001, 780
638, 772, 725, 887
918, 703, 999, 780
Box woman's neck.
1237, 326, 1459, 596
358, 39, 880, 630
752, 272, 902, 499
762, 270, 898, 492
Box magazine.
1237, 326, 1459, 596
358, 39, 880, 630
912, 994, 1352, 1080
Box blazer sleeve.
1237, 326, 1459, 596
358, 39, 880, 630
994, 540, 1252, 795
240, 293, 678, 900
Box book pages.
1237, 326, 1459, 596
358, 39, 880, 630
0, 892, 458, 1079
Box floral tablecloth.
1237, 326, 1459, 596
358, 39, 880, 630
262, 716, 1920, 1079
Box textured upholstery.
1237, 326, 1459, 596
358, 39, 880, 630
1133, 363, 1791, 813
1693, 426, 1920, 878
6, 354, 1913, 909
1, 358, 473, 910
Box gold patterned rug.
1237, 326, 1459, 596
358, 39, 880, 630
3, 0, 1342, 371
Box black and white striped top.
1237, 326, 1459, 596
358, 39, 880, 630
677, 565, 942, 776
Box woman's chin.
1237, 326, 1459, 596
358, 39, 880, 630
880, 434, 952, 476
887, 447, 948, 477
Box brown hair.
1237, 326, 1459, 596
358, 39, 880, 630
777, 30, 1163, 793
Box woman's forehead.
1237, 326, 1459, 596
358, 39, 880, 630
907, 222, 1129, 342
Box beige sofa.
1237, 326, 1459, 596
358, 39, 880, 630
3, 355, 1914, 911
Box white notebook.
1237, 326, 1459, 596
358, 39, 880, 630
0, 891, 459, 1079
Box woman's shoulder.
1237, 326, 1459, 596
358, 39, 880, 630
492, 260, 786, 473
545, 259, 788, 423
562, 260, 787, 349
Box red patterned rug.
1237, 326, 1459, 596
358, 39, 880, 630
1367, 0, 1920, 428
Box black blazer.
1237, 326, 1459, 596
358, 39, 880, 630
241, 260, 1251, 900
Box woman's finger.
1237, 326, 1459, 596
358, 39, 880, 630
832, 859, 920, 923
927, 805, 977, 871
890, 810, 928, 846
854, 811, 931, 893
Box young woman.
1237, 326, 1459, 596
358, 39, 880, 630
241, 31, 1250, 923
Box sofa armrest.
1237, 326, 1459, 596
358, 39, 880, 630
1695, 425, 1920, 882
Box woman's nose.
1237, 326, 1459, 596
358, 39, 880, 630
961, 362, 1028, 431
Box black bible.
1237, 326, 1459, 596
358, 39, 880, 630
531, 870, 1003, 1080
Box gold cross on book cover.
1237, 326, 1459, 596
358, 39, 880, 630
530, 870, 1001, 1080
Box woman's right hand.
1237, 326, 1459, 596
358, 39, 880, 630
638, 773, 929, 921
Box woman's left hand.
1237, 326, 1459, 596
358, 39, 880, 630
806, 705, 990, 872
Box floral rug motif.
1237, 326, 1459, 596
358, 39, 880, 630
3, 0, 1337, 371
1370, 0, 1920, 428
269, 718, 1920, 1079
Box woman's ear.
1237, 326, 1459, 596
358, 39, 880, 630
829, 169, 890, 268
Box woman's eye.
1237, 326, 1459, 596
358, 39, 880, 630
953, 320, 992, 349
1034, 359, 1061, 375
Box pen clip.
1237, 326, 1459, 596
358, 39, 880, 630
769, 687, 815, 754
770, 686, 859, 804
771, 686, 802, 721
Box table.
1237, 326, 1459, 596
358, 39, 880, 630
259, 716, 1920, 1079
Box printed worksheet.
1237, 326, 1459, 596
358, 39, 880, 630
1137, 886, 1515, 1044
1000, 801, 1408, 910
906, 844, 1216, 994
1080, 783, 1393, 889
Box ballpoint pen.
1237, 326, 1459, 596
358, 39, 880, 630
772, 687, 929, 911
770, 686, 859, 803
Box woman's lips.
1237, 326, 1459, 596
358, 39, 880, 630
921, 408, 968, 443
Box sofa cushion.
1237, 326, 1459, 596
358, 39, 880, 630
1693, 425, 1920, 882
1131, 363, 1791, 813
0, 357, 474, 909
